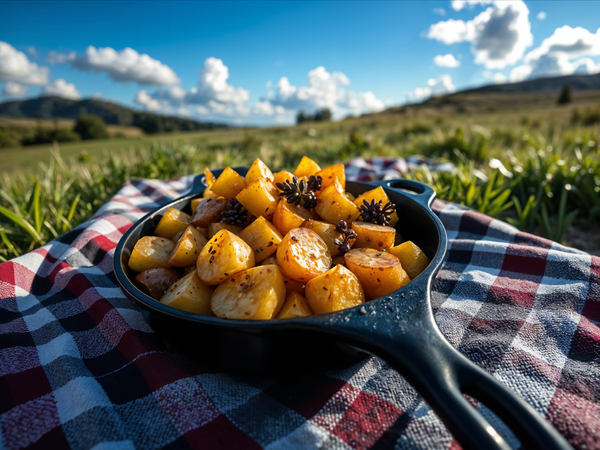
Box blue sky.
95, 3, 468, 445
1, 1, 600, 125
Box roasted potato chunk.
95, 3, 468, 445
273, 170, 295, 189
154, 208, 191, 240
128, 236, 175, 272
160, 271, 214, 315
315, 183, 360, 224
211, 265, 286, 320
305, 264, 365, 314
301, 219, 348, 257
135, 268, 181, 300
315, 164, 345, 192
276, 292, 313, 319
277, 228, 332, 282
196, 229, 255, 285
236, 178, 279, 219
238, 216, 283, 263
191, 198, 202, 213
388, 241, 430, 280
351, 222, 396, 251
353, 187, 399, 227
168, 225, 208, 268
245, 158, 274, 185
344, 248, 409, 300
272, 199, 314, 236
294, 156, 321, 178
204, 167, 217, 186
191, 196, 228, 228
210, 167, 247, 199
208, 222, 243, 238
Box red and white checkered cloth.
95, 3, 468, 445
0, 157, 598, 449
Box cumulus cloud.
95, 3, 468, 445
434, 54, 461, 67
42, 79, 81, 100
510, 26, 600, 81
426, 1, 533, 69
134, 90, 162, 111
51, 46, 179, 85
27, 46, 38, 57
537, 11, 547, 21
2, 81, 28, 97
482, 71, 507, 83
433, 7, 446, 16
408, 74, 456, 101
451, 0, 492, 11
0, 41, 49, 85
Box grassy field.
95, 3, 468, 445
1, 92, 600, 260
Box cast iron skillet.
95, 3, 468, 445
114, 168, 572, 450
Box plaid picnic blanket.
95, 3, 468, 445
0, 157, 598, 450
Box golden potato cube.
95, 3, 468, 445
277, 228, 331, 283
160, 271, 214, 315
238, 216, 283, 263
191, 198, 202, 213
388, 241, 430, 280
245, 158, 274, 185
197, 227, 208, 239
276, 292, 314, 319
351, 222, 396, 251
135, 268, 181, 300
154, 208, 191, 239
211, 265, 286, 320
236, 178, 279, 219
210, 167, 247, 199
208, 222, 243, 238
294, 156, 321, 178
315, 164, 345, 192
305, 265, 365, 314
344, 248, 409, 300
345, 192, 355, 201
168, 226, 208, 268
196, 229, 255, 285
301, 219, 347, 257
260, 256, 277, 266
315, 183, 360, 224
191, 196, 228, 228
203, 186, 217, 198
128, 236, 175, 272
272, 199, 314, 236
260, 256, 306, 295
204, 167, 216, 187
353, 186, 399, 227
273, 170, 295, 189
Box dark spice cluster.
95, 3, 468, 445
334, 220, 357, 255
359, 199, 396, 226
221, 199, 249, 227
277, 175, 322, 209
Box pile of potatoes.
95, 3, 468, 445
127, 157, 430, 320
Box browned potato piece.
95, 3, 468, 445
168, 226, 208, 267
154, 208, 191, 239
344, 248, 409, 300
273, 170, 295, 189
260, 255, 277, 266
203, 186, 217, 198
191, 196, 228, 227
211, 167, 247, 199
315, 164, 345, 192
236, 178, 279, 219
245, 158, 274, 185
204, 167, 216, 186
351, 222, 396, 251
171, 230, 184, 243
128, 236, 175, 272
211, 265, 286, 320
238, 216, 283, 263
135, 268, 181, 300
305, 265, 365, 314
277, 228, 331, 282
272, 199, 314, 236
388, 241, 430, 280
301, 219, 349, 257
345, 192, 355, 201
353, 186, 399, 227
160, 271, 214, 315
191, 198, 202, 213
197, 227, 208, 239
332, 255, 346, 267
208, 222, 243, 238
196, 229, 255, 285
184, 265, 196, 275
261, 253, 306, 294
315, 183, 360, 224
276, 292, 313, 319
294, 156, 321, 178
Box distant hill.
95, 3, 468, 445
0, 96, 229, 134
458, 73, 600, 95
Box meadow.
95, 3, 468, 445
1, 91, 600, 261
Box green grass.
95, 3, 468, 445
1, 102, 600, 261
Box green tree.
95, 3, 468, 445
557, 84, 572, 105
73, 115, 109, 140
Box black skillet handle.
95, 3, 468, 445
369, 178, 437, 208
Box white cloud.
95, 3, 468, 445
42, 79, 81, 100
0, 41, 49, 85
427, 1, 533, 69
451, 0, 492, 11
482, 71, 507, 83
265, 80, 272, 88
434, 54, 461, 67
92, 92, 102, 99
196, 106, 210, 115
52, 46, 179, 85
134, 90, 162, 111
537, 11, 547, 21
408, 74, 456, 101
513, 26, 600, 80
27, 46, 38, 57
434, 7, 446, 16
2, 81, 28, 97
176, 107, 190, 116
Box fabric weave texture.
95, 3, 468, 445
0, 157, 598, 450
